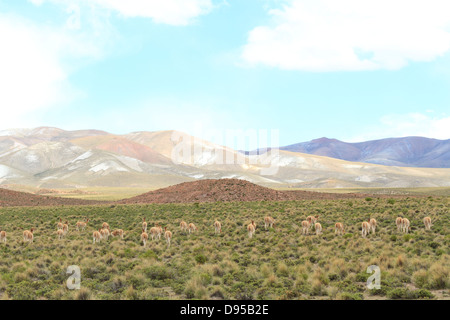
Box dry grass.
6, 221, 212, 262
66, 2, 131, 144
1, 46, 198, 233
0, 196, 448, 300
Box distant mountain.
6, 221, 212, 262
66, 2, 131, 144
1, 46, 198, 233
0, 127, 449, 189
280, 136, 450, 168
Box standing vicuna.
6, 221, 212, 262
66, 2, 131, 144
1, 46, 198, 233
361, 221, 370, 238
402, 218, 411, 234
396, 217, 403, 232
142, 218, 147, 233
57, 218, 63, 231
164, 227, 172, 248
188, 223, 197, 234
335, 222, 344, 236
141, 229, 149, 247
76, 218, 89, 231
180, 221, 188, 233
301, 220, 310, 235
369, 218, 377, 234
93, 229, 102, 244
62, 221, 69, 236
315, 222, 322, 236
102, 222, 110, 230
264, 216, 275, 230
23, 228, 34, 243
247, 220, 256, 238
57, 229, 64, 240
0, 229, 6, 243
214, 220, 221, 234
423, 217, 432, 231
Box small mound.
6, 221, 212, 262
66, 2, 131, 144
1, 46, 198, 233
117, 179, 370, 204
0, 188, 105, 207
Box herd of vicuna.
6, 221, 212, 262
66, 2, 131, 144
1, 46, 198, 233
0, 215, 435, 247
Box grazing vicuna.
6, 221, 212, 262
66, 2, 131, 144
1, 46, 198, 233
264, 216, 275, 230
335, 223, 344, 236
188, 223, 197, 234
0, 230, 6, 243
369, 218, 377, 234
62, 221, 69, 235
23, 228, 34, 243
164, 227, 172, 248
423, 217, 432, 231
149, 225, 160, 241
76, 218, 89, 231
361, 221, 370, 238
396, 217, 403, 232
214, 220, 221, 234
111, 229, 124, 239
401, 218, 410, 234
247, 220, 256, 238
180, 221, 188, 233
315, 222, 322, 235
301, 220, 310, 235
307, 216, 318, 229
93, 229, 102, 244
141, 229, 149, 247
57, 229, 64, 240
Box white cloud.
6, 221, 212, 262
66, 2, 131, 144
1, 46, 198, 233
349, 113, 450, 141
30, 0, 214, 26
242, 0, 450, 71
0, 13, 106, 129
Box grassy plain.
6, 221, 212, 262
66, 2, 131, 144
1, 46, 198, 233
0, 196, 448, 300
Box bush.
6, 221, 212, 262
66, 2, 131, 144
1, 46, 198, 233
195, 254, 208, 265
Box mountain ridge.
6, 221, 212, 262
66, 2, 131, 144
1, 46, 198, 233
0, 127, 449, 189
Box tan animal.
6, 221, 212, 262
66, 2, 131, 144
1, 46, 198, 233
402, 218, 410, 233
307, 216, 318, 228
57, 229, 64, 240
369, 218, 377, 234
423, 217, 432, 231
180, 221, 188, 233
100, 227, 110, 240
164, 227, 172, 248
264, 216, 275, 230
76, 218, 89, 231
188, 223, 197, 234
335, 222, 344, 236
0, 230, 6, 243
111, 229, 124, 239
315, 222, 322, 235
23, 228, 34, 243
142, 218, 147, 233
141, 229, 149, 247
214, 220, 221, 234
149, 225, 161, 241
62, 221, 69, 235
93, 229, 102, 244
57, 218, 63, 231
247, 220, 256, 238
361, 221, 370, 238
301, 220, 310, 235
102, 222, 109, 230
396, 217, 403, 232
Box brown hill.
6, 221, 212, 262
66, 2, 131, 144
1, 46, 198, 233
118, 179, 376, 204
0, 188, 105, 207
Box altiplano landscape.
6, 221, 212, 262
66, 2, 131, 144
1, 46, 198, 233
0, 178, 448, 300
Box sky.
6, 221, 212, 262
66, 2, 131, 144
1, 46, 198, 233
1, 0, 450, 148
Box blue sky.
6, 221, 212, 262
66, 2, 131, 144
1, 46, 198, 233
1, 0, 450, 148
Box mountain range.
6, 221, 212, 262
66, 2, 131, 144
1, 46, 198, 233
0, 127, 449, 190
